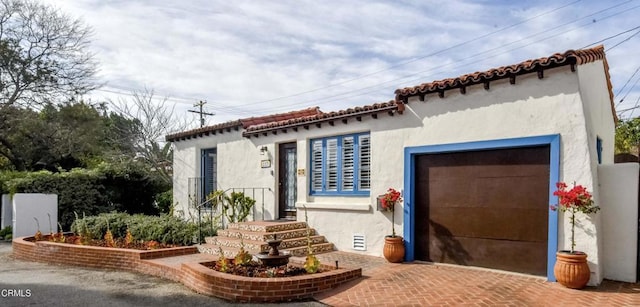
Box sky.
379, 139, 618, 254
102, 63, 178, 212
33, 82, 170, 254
39, 0, 640, 131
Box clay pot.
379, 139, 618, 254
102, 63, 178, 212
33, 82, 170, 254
554, 251, 591, 289
383, 236, 405, 263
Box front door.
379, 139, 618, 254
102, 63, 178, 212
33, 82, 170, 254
278, 142, 297, 220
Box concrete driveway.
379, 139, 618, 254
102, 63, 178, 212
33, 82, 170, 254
0, 241, 323, 307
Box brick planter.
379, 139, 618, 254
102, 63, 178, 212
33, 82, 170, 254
12, 236, 198, 273
12, 236, 362, 303
181, 261, 362, 303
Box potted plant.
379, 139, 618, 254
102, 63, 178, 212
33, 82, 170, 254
380, 188, 405, 263
551, 182, 600, 289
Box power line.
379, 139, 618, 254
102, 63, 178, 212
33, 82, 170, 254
225, 0, 583, 108
627, 94, 640, 118
187, 100, 215, 127
617, 75, 640, 107
236, 9, 640, 115
94, 86, 260, 117
581, 25, 640, 49
607, 28, 640, 51
614, 65, 640, 106
95, 87, 199, 104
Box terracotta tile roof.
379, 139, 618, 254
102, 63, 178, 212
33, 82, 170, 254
166, 107, 324, 142
242, 100, 399, 137
239, 107, 322, 128
394, 46, 614, 119
165, 120, 243, 142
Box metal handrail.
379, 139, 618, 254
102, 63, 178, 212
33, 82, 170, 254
196, 187, 271, 244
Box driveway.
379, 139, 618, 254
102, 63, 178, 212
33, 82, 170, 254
3, 240, 640, 306
0, 241, 323, 307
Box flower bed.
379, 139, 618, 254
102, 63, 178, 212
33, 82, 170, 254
181, 261, 361, 303
12, 235, 198, 270
12, 235, 362, 303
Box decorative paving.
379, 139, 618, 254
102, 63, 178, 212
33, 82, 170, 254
309, 252, 640, 306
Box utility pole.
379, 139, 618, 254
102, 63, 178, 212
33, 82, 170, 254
188, 100, 215, 127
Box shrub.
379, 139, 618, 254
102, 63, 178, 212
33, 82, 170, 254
155, 189, 173, 214
0, 226, 12, 240
0, 161, 169, 228
71, 212, 216, 246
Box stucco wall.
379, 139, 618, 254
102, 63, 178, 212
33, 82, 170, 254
396, 66, 607, 285
576, 61, 617, 282
598, 163, 639, 282
172, 62, 615, 283
172, 130, 277, 221
12, 194, 57, 238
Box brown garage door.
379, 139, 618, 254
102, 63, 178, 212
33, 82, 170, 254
415, 146, 550, 276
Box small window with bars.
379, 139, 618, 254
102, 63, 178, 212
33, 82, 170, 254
309, 132, 370, 195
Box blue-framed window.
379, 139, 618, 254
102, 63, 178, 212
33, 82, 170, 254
201, 148, 217, 202
596, 137, 603, 164
310, 132, 370, 195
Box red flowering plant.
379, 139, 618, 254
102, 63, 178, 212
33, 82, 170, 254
551, 182, 600, 254
381, 188, 402, 237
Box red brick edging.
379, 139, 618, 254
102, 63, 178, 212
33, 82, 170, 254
12, 236, 198, 270
181, 261, 362, 303
12, 236, 362, 303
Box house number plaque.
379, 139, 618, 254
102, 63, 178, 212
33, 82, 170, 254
260, 160, 271, 168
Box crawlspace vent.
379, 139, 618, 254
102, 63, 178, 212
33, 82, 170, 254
352, 233, 366, 251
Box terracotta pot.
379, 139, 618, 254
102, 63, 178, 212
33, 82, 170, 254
383, 236, 405, 263
554, 251, 591, 289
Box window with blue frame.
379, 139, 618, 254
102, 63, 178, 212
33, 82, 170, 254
310, 132, 370, 195
201, 148, 217, 203
596, 137, 603, 164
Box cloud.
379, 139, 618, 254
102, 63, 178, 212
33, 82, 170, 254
39, 0, 640, 124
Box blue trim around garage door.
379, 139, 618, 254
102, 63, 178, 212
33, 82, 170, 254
403, 134, 560, 281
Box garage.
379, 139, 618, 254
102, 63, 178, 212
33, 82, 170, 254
414, 146, 550, 276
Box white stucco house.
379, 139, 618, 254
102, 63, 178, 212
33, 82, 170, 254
167, 45, 638, 285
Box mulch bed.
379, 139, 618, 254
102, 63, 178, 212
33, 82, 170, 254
29, 233, 179, 250
204, 260, 315, 278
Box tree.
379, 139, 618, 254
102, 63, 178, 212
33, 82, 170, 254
110, 89, 188, 185
0, 102, 111, 170
0, 0, 98, 170
101, 110, 144, 162
615, 117, 640, 155
0, 0, 97, 107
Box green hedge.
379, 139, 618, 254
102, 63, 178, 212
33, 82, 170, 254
71, 212, 216, 246
0, 226, 11, 240
0, 162, 170, 228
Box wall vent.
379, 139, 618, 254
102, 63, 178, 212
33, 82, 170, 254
352, 234, 366, 251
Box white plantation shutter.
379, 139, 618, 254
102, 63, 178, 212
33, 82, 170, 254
341, 136, 355, 191
325, 138, 338, 191
311, 140, 323, 191
358, 134, 371, 190
325, 139, 338, 192
310, 132, 370, 194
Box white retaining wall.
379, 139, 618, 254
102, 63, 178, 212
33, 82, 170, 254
12, 194, 58, 238
599, 163, 639, 282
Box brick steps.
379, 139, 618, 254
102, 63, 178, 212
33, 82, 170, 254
198, 242, 335, 258
216, 228, 315, 241
206, 235, 328, 253
199, 221, 334, 258
226, 221, 308, 232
